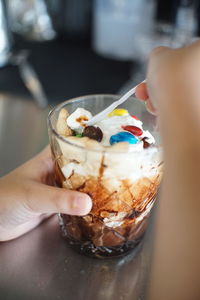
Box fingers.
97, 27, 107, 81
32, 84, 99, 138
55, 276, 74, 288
17, 145, 54, 182
26, 182, 92, 216
145, 99, 157, 115
135, 82, 157, 115
135, 82, 148, 101
150, 46, 171, 59
32, 145, 53, 174
135, 46, 172, 114
0, 215, 48, 241
34, 145, 51, 158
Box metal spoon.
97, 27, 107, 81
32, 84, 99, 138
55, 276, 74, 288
86, 80, 146, 126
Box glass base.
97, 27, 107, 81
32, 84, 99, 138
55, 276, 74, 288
63, 235, 143, 258
58, 212, 148, 258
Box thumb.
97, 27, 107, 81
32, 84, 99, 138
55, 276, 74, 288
26, 182, 92, 216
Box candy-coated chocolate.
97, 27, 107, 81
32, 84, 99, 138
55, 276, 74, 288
142, 137, 151, 149
131, 115, 139, 120
122, 125, 143, 136
83, 126, 103, 142
110, 132, 138, 145
108, 108, 128, 117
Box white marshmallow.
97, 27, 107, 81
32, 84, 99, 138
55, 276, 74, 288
67, 108, 92, 133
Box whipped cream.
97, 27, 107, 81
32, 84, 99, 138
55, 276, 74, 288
57, 106, 162, 186
65, 107, 155, 148
67, 108, 92, 133
96, 114, 154, 146
103, 212, 127, 228
60, 142, 161, 182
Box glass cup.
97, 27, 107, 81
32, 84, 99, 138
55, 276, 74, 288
48, 94, 162, 258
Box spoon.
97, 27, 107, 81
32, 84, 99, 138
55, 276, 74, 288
86, 80, 146, 126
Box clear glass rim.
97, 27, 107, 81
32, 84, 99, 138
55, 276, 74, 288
48, 94, 159, 154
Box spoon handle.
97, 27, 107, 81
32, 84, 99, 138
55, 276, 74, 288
86, 80, 146, 126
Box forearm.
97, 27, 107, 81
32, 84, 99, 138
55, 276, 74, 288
148, 90, 200, 299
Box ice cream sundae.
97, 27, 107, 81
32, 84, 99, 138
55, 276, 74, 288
48, 95, 162, 257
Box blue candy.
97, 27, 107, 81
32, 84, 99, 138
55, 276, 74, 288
110, 132, 138, 145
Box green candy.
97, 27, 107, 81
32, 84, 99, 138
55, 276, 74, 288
75, 133, 82, 138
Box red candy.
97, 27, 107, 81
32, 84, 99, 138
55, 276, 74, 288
122, 125, 143, 136
131, 115, 139, 120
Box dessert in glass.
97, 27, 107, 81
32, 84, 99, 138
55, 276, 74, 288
48, 94, 162, 258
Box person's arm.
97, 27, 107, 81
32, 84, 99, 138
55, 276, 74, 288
0, 147, 92, 241
136, 43, 200, 300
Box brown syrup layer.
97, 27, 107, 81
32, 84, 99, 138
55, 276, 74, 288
54, 158, 160, 251
60, 210, 150, 248
55, 158, 160, 216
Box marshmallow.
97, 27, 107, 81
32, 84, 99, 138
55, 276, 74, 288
67, 108, 92, 133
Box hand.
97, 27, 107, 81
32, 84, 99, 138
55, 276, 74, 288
136, 41, 200, 111
136, 41, 200, 300
0, 147, 92, 241
136, 41, 200, 149
135, 81, 157, 115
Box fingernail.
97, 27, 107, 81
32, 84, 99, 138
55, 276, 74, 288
72, 194, 92, 216
145, 100, 157, 115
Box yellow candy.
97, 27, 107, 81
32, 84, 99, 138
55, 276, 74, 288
108, 109, 128, 117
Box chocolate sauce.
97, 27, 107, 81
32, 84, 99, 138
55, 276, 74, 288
54, 158, 157, 258
55, 159, 65, 187
142, 137, 151, 149
76, 116, 88, 127
59, 213, 149, 258
98, 155, 105, 178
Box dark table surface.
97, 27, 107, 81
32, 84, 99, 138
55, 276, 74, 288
0, 214, 152, 300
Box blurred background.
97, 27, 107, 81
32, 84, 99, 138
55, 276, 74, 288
0, 0, 199, 175
0, 2, 199, 299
